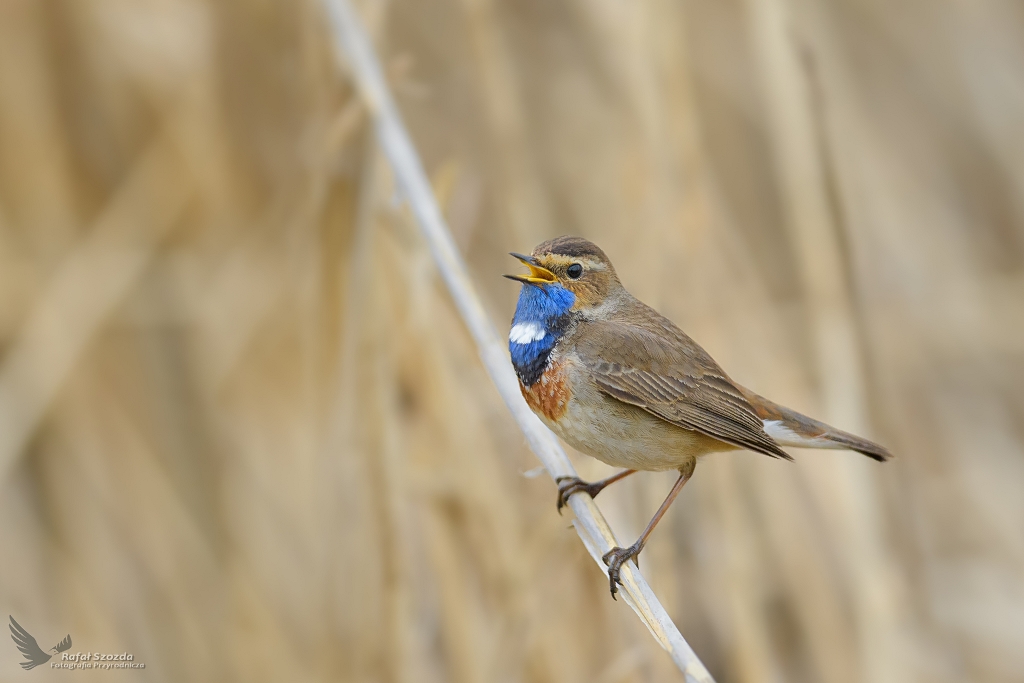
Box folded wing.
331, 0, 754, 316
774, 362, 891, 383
54, 634, 73, 653
9, 616, 52, 670
578, 317, 791, 460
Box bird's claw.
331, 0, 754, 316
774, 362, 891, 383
555, 476, 599, 514
602, 544, 642, 599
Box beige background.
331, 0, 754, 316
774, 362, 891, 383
0, 0, 1022, 682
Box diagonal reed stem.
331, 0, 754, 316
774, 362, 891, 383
321, 1, 714, 679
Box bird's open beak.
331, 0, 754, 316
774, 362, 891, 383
504, 253, 557, 285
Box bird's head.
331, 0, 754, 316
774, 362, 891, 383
504, 236, 621, 312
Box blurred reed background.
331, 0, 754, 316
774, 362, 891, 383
1, 0, 1022, 681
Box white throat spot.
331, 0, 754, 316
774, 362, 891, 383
509, 321, 546, 344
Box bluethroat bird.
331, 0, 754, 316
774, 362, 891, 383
505, 236, 891, 598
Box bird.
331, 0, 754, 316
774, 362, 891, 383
505, 236, 891, 598
9, 616, 72, 670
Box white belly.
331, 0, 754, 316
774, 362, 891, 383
538, 359, 734, 471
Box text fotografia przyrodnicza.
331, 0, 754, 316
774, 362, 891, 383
51, 652, 145, 669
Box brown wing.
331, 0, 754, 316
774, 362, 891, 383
575, 315, 791, 460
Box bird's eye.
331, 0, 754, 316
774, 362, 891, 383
566, 263, 583, 279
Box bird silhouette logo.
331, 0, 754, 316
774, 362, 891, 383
9, 616, 72, 670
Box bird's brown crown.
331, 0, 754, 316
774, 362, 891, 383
532, 236, 609, 261
530, 236, 622, 310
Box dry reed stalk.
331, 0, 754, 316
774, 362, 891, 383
744, 1, 905, 681
706, 458, 782, 683
1, 1, 1021, 681
322, 0, 715, 679
459, 0, 552, 246
0, 133, 189, 485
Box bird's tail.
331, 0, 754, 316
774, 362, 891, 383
739, 387, 892, 462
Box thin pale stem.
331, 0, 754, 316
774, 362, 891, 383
321, 2, 715, 679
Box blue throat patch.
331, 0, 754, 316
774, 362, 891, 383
509, 283, 575, 386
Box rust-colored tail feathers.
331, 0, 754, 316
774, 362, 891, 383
739, 387, 892, 462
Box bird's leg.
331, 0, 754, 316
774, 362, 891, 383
602, 462, 694, 599
555, 469, 636, 514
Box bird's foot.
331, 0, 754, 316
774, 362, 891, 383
601, 542, 643, 599
555, 476, 603, 514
